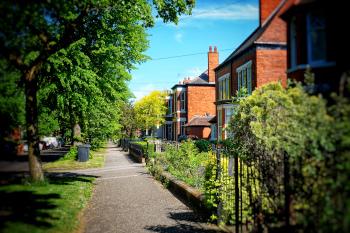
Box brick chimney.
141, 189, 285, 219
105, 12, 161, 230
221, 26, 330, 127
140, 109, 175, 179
208, 46, 219, 83
259, 0, 282, 26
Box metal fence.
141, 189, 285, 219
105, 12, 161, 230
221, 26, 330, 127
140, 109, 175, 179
213, 145, 287, 233
119, 138, 288, 232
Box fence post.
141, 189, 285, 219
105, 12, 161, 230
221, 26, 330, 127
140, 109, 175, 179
235, 152, 240, 233
216, 148, 223, 224
284, 152, 291, 232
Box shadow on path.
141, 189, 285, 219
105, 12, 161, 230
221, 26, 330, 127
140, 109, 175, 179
145, 211, 219, 233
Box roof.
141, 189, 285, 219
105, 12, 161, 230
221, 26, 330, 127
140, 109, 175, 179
215, 0, 288, 71
208, 116, 217, 123
185, 115, 214, 127
188, 70, 209, 84
171, 70, 214, 89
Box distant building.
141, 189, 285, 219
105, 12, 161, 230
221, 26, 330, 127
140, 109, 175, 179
185, 114, 214, 140
281, 0, 348, 94
162, 46, 218, 141
214, 0, 288, 141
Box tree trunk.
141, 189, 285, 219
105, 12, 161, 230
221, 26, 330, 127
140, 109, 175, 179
24, 67, 44, 181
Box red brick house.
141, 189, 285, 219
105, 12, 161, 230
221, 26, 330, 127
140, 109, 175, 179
162, 47, 218, 141
280, 0, 348, 94
214, 0, 288, 141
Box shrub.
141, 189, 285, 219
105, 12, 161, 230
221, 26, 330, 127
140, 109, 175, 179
61, 146, 77, 160
194, 139, 211, 152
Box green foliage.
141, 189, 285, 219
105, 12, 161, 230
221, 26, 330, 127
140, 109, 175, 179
61, 146, 78, 160
0, 176, 94, 233
148, 141, 208, 189
0, 0, 195, 177
134, 91, 168, 131
132, 141, 155, 157
0, 61, 25, 136
120, 102, 138, 138
229, 80, 350, 232
194, 139, 211, 152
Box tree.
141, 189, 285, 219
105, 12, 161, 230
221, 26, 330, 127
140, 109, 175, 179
228, 81, 350, 232
120, 102, 138, 138
135, 90, 168, 135
0, 61, 25, 155
0, 0, 194, 181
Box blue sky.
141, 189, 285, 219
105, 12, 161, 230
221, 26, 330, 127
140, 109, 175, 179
129, 0, 259, 101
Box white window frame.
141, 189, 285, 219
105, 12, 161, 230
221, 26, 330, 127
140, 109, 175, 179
237, 61, 252, 95
224, 108, 233, 139
217, 110, 222, 141
218, 73, 230, 101
180, 121, 185, 136
180, 91, 186, 111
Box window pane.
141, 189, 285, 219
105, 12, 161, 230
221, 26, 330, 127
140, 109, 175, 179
290, 17, 297, 67
247, 66, 252, 94
226, 78, 229, 99
243, 69, 247, 88
309, 12, 327, 62
237, 72, 241, 91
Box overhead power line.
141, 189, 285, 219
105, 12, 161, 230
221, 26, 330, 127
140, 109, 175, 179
151, 48, 234, 61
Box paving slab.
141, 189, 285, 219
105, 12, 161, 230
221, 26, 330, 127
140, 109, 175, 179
80, 143, 221, 233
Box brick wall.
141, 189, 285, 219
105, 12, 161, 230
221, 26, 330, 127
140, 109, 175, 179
257, 5, 287, 44
187, 126, 211, 139
208, 46, 219, 83
260, 0, 282, 26
256, 49, 287, 87
187, 85, 216, 121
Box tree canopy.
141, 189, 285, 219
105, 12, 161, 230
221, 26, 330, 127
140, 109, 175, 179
228, 81, 350, 232
0, 0, 195, 180
135, 90, 168, 134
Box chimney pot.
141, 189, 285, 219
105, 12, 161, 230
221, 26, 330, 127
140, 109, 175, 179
214, 46, 217, 53
209, 46, 212, 52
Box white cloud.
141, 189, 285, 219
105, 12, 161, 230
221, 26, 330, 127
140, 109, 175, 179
175, 32, 183, 42
156, 3, 258, 29
131, 83, 156, 101
190, 4, 258, 20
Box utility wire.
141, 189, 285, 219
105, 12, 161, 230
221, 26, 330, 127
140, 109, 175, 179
151, 48, 234, 61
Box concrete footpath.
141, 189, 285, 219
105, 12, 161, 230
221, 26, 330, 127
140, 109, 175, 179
79, 143, 220, 233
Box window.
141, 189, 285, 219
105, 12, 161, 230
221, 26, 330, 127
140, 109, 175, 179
290, 16, 297, 68
168, 98, 172, 114
307, 11, 327, 64
211, 124, 217, 141
237, 61, 252, 95
217, 110, 222, 141
218, 73, 230, 100
224, 108, 233, 139
167, 124, 172, 140
180, 121, 185, 136
180, 92, 186, 111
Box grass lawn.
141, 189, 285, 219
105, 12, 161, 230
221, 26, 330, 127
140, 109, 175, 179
43, 147, 106, 171
0, 175, 95, 233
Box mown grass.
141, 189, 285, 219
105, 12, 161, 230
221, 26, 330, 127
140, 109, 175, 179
43, 147, 106, 171
0, 175, 95, 233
